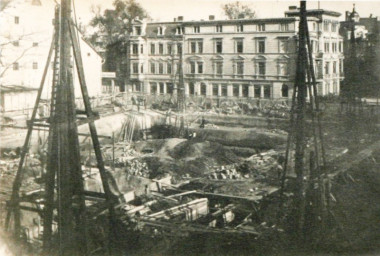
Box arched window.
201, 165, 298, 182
281, 84, 289, 98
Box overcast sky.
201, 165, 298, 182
72, 0, 380, 25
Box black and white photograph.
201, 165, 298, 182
1, 0, 380, 255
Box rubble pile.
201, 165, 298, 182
122, 159, 150, 178
205, 150, 283, 182
207, 164, 241, 180
239, 150, 283, 181
184, 100, 290, 118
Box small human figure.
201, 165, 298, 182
200, 116, 206, 128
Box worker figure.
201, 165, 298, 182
131, 95, 137, 110
200, 116, 206, 128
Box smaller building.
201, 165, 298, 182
0, 85, 38, 116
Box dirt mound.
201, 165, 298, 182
130, 139, 241, 180
169, 140, 240, 164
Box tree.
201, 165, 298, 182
88, 0, 149, 90
222, 1, 256, 20
0, 0, 41, 80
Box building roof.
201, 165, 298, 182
285, 9, 341, 18
0, 85, 38, 93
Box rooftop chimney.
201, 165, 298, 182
209, 15, 215, 21
238, 13, 245, 19
289, 6, 297, 10
174, 18, 177, 22
178, 16, 184, 21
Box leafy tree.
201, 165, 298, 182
88, 0, 148, 90
222, 1, 256, 20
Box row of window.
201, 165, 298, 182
147, 38, 289, 55
147, 82, 289, 98
323, 20, 339, 32
146, 23, 291, 36
11, 41, 39, 47
13, 62, 38, 70
324, 41, 343, 53
147, 42, 182, 55
142, 61, 289, 77
146, 62, 180, 74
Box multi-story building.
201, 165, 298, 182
125, 6, 344, 103
340, 6, 380, 98
0, 0, 103, 115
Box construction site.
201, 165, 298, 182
1, 0, 380, 256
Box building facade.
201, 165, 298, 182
0, 0, 103, 115
340, 7, 380, 98
125, 6, 344, 102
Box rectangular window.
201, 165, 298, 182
159, 43, 164, 54
133, 63, 139, 74
200, 84, 207, 95
151, 83, 157, 94
167, 63, 172, 74
190, 62, 196, 74
323, 20, 329, 31
132, 63, 139, 73
136, 26, 141, 35
198, 42, 203, 54
140, 44, 144, 54
177, 43, 182, 54
167, 44, 172, 55
233, 85, 239, 97
236, 40, 243, 53
279, 39, 288, 53
278, 62, 288, 76
258, 62, 266, 76
176, 26, 183, 35
167, 83, 174, 94
237, 62, 244, 76
222, 85, 228, 96
258, 40, 265, 53
150, 62, 156, 74
140, 64, 144, 73
150, 44, 155, 55
191, 42, 196, 53
280, 23, 289, 31
216, 25, 223, 33
237, 24, 244, 32
14, 16, 19, 24
258, 24, 265, 32
216, 62, 223, 76
332, 23, 337, 32
159, 83, 165, 94
254, 85, 261, 98
132, 43, 138, 54
158, 27, 163, 35
159, 63, 164, 74
13, 62, 19, 70
216, 40, 223, 53
324, 62, 329, 74
333, 61, 337, 74
212, 84, 219, 96
194, 26, 200, 33
242, 84, 249, 97
264, 85, 271, 99
33, 62, 38, 69
33, 42, 38, 47
324, 42, 329, 52
198, 62, 203, 74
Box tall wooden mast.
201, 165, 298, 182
6, 0, 118, 255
